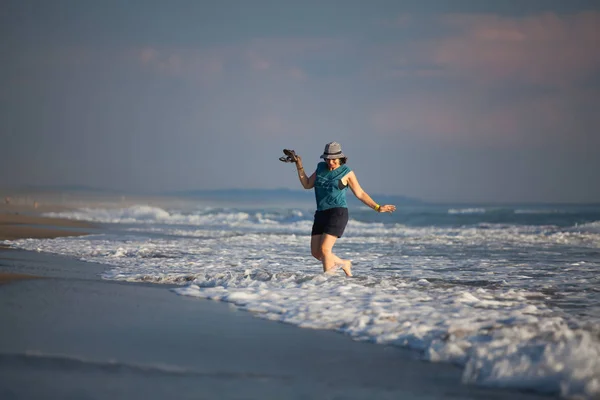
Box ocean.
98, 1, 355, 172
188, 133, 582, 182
5, 196, 600, 399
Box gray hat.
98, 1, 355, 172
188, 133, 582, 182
320, 141, 346, 159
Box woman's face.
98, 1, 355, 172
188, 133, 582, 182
325, 158, 341, 170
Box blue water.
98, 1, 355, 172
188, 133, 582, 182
5, 200, 600, 399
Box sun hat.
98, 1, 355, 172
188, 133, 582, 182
320, 142, 346, 160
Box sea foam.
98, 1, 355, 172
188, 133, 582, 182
5, 203, 600, 399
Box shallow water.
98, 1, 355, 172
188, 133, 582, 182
5, 202, 600, 399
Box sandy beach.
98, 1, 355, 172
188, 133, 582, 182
0, 201, 95, 285
0, 213, 92, 240
0, 200, 556, 400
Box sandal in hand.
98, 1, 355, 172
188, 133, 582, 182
279, 149, 298, 163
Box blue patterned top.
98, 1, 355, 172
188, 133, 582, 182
314, 162, 351, 211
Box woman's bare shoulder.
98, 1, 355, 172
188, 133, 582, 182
341, 169, 355, 184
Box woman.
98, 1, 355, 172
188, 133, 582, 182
285, 142, 396, 277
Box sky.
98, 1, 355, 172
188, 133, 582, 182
1, 0, 599, 203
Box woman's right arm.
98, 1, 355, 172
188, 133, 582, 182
295, 156, 315, 189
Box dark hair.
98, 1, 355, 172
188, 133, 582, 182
340, 157, 347, 164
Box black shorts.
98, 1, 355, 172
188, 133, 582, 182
311, 207, 349, 238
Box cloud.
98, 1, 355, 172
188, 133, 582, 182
246, 50, 271, 71
12, 10, 599, 151
368, 11, 600, 147
287, 66, 307, 80
134, 47, 224, 82
372, 11, 600, 87
433, 11, 600, 86
371, 84, 600, 149
139, 47, 159, 65
132, 37, 333, 83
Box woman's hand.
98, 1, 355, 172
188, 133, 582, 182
378, 204, 396, 213
295, 155, 303, 167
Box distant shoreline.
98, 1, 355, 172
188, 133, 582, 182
2, 186, 599, 209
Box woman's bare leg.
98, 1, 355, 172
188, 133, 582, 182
318, 234, 352, 277
311, 234, 347, 265
311, 234, 324, 261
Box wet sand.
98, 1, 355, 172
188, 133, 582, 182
0, 250, 555, 400
0, 208, 94, 284
0, 213, 92, 240
0, 272, 41, 284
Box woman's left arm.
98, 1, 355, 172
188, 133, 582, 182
345, 171, 396, 213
